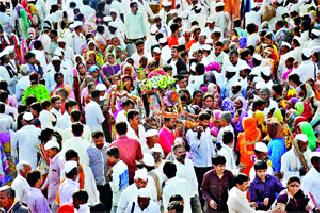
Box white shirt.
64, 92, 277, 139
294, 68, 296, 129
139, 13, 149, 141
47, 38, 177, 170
16, 75, 30, 103
51, 107, 61, 120
301, 166, 320, 208
59, 178, 79, 205
32, 50, 47, 69
116, 110, 128, 123
63, 124, 92, 143
85, 101, 105, 132
217, 143, 238, 175
174, 158, 198, 197
39, 34, 51, 54
292, 60, 317, 84
82, 165, 100, 205
124, 11, 146, 40
117, 184, 139, 213
44, 67, 71, 92
125, 200, 160, 213
110, 160, 129, 207
39, 109, 56, 129
61, 136, 91, 166
56, 113, 71, 130
163, 177, 192, 212
11, 174, 30, 204
127, 124, 148, 153
66, 32, 87, 55
227, 187, 263, 213
0, 113, 14, 132
11, 125, 41, 169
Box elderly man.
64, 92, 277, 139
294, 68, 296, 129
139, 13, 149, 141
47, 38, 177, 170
281, 134, 312, 183
145, 128, 163, 154
125, 188, 160, 212
11, 161, 31, 206
0, 186, 28, 212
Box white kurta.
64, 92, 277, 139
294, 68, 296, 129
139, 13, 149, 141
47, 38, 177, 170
117, 184, 139, 213
59, 178, 79, 205
11, 174, 30, 204
127, 124, 148, 153
61, 137, 91, 166
301, 166, 320, 208
66, 32, 87, 55
85, 101, 105, 132
39, 109, 56, 129
227, 187, 263, 213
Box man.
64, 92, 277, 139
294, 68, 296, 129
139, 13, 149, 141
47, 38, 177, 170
32, 40, 47, 70
0, 186, 28, 212
124, 2, 146, 43
11, 161, 31, 205
281, 134, 312, 183
58, 160, 79, 205
158, 117, 177, 156
145, 128, 163, 154
87, 130, 111, 209
26, 170, 51, 213
227, 173, 261, 213
259, 87, 278, 116
291, 48, 317, 84
301, 152, 320, 209
249, 142, 274, 181
50, 95, 62, 119
167, 45, 187, 76
66, 21, 87, 55
111, 122, 142, 182
249, 161, 284, 210
162, 161, 192, 212
11, 112, 41, 169
125, 188, 161, 212
117, 168, 148, 213
56, 100, 78, 129
201, 155, 233, 212
107, 147, 129, 212
127, 110, 147, 152
116, 99, 134, 123
61, 122, 90, 166
42, 139, 66, 208
57, 38, 74, 64
173, 142, 201, 213
131, 40, 149, 67
186, 112, 215, 202
85, 90, 105, 132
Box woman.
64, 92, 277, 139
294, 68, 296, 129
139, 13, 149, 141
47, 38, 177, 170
236, 117, 261, 175
276, 176, 312, 213
101, 53, 121, 77
73, 62, 87, 105
202, 93, 214, 110
52, 72, 75, 100
83, 40, 104, 68
233, 96, 248, 135
298, 84, 315, 121
253, 110, 267, 138
298, 121, 317, 152
22, 72, 50, 105
266, 120, 286, 173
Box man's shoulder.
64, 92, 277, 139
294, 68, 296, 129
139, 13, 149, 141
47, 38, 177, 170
13, 201, 29, 212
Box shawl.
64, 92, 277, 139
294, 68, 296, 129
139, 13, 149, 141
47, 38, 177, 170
242, 117, 261, 143
299, 121, 317, 151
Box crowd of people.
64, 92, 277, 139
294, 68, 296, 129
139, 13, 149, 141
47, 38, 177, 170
0, 0, 319, 212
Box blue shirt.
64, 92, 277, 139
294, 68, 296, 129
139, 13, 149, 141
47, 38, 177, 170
268, 138, 286, 172
249, 174, 284, 210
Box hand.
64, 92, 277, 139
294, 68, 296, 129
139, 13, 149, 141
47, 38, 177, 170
209, 200, 217, 209
249, 202, 258, 209
35, 59, 41, 67
263, 198, 269, 206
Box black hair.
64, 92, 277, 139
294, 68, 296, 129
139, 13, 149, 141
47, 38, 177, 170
25, 95, 37, 107
0, 90, 8, 103
97, 25, 105, 34
169, 194, 184, 203
66, 168, 78, 179
33, 40, 43, 50
122, 99, 135, 108
115, 122, 127, 135
272, 84, 283, 95
163, 161, 177, 179
107, 147, 120, 158
92, 130, 104, 139
253, 160, 268, 171
24, 52, 36, 61
72, 190, 89, 203
233, 173, 250, 185
91, 89, 100, 98
65, 100, 78, 111
26, 170, 41, 187
170, 23, 179, 33
71, 122, 84, 137
0, 102, 5, 113
51, 95, 61, 104
199, 112, 210, 121
30, 102, 41, 113
54, 72, 64, 80
41, 100, 51, 110
212, 155, 226, 166
288, 176, 300, 185
223, 131, 234, 145
167, 201, 184, 212
288, 74, 301, 86
70, 110, 82, 122
135, 39, 144, 46
65, 149, 79, 160
128, 109, 139, 121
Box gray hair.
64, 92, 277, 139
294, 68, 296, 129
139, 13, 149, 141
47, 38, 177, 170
0, 186, 15, 199
16, 161, 31, 172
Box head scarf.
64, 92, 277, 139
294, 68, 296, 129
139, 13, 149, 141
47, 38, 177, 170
253, 110, 267, 134
242, 117, 261, 142
267, 119, 284, 139
293, 116, 308, 134
299, 121, 317, 151
221, 98, 235, 117
295, 102, 304, 116
272, 108, 283, 124
234, 95, 248, 110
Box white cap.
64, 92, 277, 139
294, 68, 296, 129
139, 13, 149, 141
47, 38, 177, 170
202, 44, 212, 51
151, 144, 163, 153
310, 152, 320, 159
146, 129, 158, 138
54, 49, 62, 57
159, 38, 167, 44
180, 10, 188, 19
44, 140, 60, 150
207, 16, 215, 23
253, 76, 265, 85
213, 27, 221, 33
23, 112, 34, 121
134, 168, 148, 180
103, 16, 113, 22
0, 51, 8, 58
261, 67, 271, 76
96, 83, 107, 92
57, 37, 66, 43
64, 160, 77, 174
143, 153, 155, 167
311, 29, 320, 37
20, 64, 29, 75
225, 66, 237, 73
232, 79, 242, 87
162, 0, 172, 6
137, 188, 150, 198
252, 53, 262, 61
52, 56, 61, 61
4, 45, 14, 53
254, 142, 268, 153
70, 21, 83, 29
302, 48, 312, 58
215, 2, 225, 7
281, 41, 291, 48
293, 36, 302, 45
109, 7, 117, 13
16, 161, 31, 171
149, 26, 158, 35
170, 9, 178, 14
239, 63, 251, 70
312, 46, 320, 53
109, 22, 118, 28
153, 47, 161, 54
295, 134, 308, 142
205, 38, 213, 44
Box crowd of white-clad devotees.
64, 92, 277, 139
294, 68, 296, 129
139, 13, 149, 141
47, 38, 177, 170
0, 0, 320, 211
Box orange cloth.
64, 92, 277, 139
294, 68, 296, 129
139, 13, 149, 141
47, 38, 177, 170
186, 40, 196, 51
224, 0, 241, 19
236, 117, 261, 175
